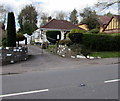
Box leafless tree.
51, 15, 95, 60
55, 11, 67, 20
96, 0, 120, 10
0, 5, 7, 23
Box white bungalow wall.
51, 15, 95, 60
41, 30, 65, 43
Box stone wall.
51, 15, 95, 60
0, 47, 28, 65
57, 45, 75, 57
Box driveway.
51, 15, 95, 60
1, 45, 119, 75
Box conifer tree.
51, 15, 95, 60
7, 12, 16, 47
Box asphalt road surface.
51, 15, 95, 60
2, 64, 119, 99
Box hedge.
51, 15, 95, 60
82, 34, 120, 51
46, 31, 61, 44
69, 33, 83, 43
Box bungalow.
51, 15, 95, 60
40, 19, 84, 43
98, 15, 120, 33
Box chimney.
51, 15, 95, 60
48, 16, 52, 22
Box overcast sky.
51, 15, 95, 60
1, 0, 118, 29
1, 0, 99, 15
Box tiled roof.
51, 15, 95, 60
98, 16, 111, 27
40, 19, 84, 30
113, 15, 120, 22
102, 15, 120, 31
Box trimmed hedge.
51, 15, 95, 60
68, 33, 83, 43
59, 39, 72, 46
46, 31, 61, 44
83, 34, 120, 51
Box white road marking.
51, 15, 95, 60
104, 79, 120, 83
0, 89, 49, 98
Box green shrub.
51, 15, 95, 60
66, 32, 70, 40
16, 33, 25, 41
59, 39, 72, 46
2, 38, 7, 47
46, 31, 61, 44
81, 45, 91, 58
89, 28, 99, 34
68, 33, 83, 43
69, 44, 82, 55
83, 34, 120, 51
70, 29, 85, 33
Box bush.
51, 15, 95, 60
70, 29, 85, 33
2, 38, 7, 47
46, 31, 61, 44
67, 29, 84, 43
68, 33, 83, 43
81, 45, 91, 58
69, 44, 82, 55
89, 28, 99, 34
83, 34, 120, 51
59, 39, 72, 46
16, 33, 25, 41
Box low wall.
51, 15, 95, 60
0, 47, 28, 65
57, 45, 75, 57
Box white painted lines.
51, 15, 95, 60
104, 79, 120, 83
0, 89, 49, 98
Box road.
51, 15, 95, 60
2, 64, 119, 99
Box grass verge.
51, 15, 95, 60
89, 51, 120, 58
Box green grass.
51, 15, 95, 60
89, 51, 120, 58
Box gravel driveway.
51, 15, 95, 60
1, 45, 119, 75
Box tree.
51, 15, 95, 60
104, 12, 113, 17
18, 5, 38, 35
80, 7, 99, 30
40, 13, 48, 26
69, 9, 78, 24
0, 5, 7, 23
16, 33, 25, 46
55, 11, 67, 20
96, 0, 119, 10
7, 12, 16, 47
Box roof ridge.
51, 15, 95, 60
40, 19, 55, 28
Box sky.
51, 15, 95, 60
0, 0, 119, 30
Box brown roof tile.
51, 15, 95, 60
40, 19, 84, 30
114, 15, 120, 22
98, 16, 111, 27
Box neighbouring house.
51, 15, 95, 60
77, 23, 89, 31
98, 15, 120, 33
40, 19, 84, 43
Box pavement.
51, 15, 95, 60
1, 45, 119, 75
